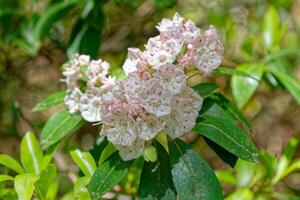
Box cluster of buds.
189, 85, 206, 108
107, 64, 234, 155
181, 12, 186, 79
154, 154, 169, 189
62, 13, 223, 161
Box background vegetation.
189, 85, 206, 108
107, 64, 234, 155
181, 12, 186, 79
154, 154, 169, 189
0, 0, 300, 199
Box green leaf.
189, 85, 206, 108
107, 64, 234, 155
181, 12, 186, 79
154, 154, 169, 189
89, 136, 108, 163
201, 96, 252, 133
215, 170, 236, 185
192, 82, 219, 98
21, 132, 43, 174
74, 176, 91, 200
70, 149, 97, 177
231, 64, 264, 108
41, 144, 57, 170
263, 6, 280, 50
138, 142, 176, 200
99, 142, 117, 165
36, 164, 57, 197
32, 91, 66, 112
269, 66, 300, 104
265, 47, 300, 62
203, 137, 237, 168
226, 188, 254, 200
45, 181, 59, 200
40, 109, 84, 149
194, 115, 259, 163
0, 154, 25, 174
214, 67, 259, 81
272, 137, 298, 183
0, 175, 14, 182
235, 159, 256, 187
169, 139, 223, 200
34, 0, 77, 41
14, 173, 39, 200
87, 153, 133, 200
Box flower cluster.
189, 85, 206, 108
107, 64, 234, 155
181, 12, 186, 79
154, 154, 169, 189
63, 54, 115, 122
63, 13, 223, 161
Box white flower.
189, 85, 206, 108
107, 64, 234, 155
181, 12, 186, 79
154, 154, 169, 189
116, 138, 145, 161
163, 86, 202, 138
122, 48, 147, 75
154, 63, 186, 95
101, 116, 138, 146
183, 20, 201, 44
136, 113, 164, 140
156, 12, 184, 33
79, 90, 102, 123
140, 79, 172, 117
144, 36, 181, 69
64, 88, 83, 114
194, 25, 223, 73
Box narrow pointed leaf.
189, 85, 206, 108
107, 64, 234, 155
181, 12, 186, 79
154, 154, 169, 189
40, 109, 84, 149
0, 175, 14, 182
231, 64, 264, 108
138, 142, 176, 200
0, 154, 25, 174
15, 173, 39, 200
21, 132, 43, 174
99, 142, 117, 165
194, 116, 259, 163
74, 176, 91, 200
33, 91, 66, 112
87, 153, 133, 200
70, 149, 97, 177
169, 139, 223, 200
214, 67, 258, 81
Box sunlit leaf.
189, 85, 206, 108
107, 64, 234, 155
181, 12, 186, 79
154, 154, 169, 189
74, 176, 91, 200
231, 64, 264, 108
32, 91, 66, 112
70, 149, 97, 177
214, 67, 258, 81
169, 139, 223, 200
21, 132, 43, 174
98, 142, 117, 165
14, 173, 39, 200
0, 175, 14, 182
40, 109, 84, 149
36, 164, 57, 197
0, 154, 25, 174
263, 6, 280, 50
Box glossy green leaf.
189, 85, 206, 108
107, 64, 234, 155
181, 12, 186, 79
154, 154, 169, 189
42, 144, 57, 170
169, 139, 223, 200
32, 91, 66, 112
70, 149, 97, 177
214, 67, 258, 81
36, 164, 57, 196
89, 136, 108, 163
87, 153, 132, 200
204, 137, 238, 168
34, 0, 77, 41
0, 175, 14, 182
192, 82, 219, 98
269, 67, 300, 104
215, 170, 236, 185
99, 142, 117, 165
45, 180, 59, 200
21, 132, 43, 174
194, 115, 259, 163
40, 109, 84, 149
201, 97, 252, 133
14, 173, 39, 200
0, 154, 24, 174
231, 64, 264, 108
263, 6, 280, 50
74, 176, 91, 200
138, 142, 176, 200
